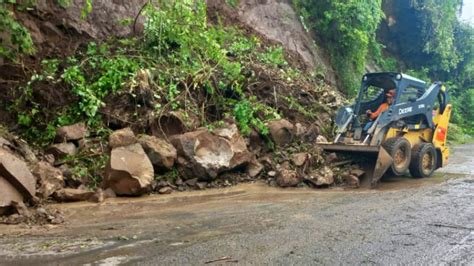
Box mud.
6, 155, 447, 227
0, 143, 473, 265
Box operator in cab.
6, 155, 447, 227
364, 89, 395, 131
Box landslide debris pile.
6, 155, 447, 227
0, 1, 359, 223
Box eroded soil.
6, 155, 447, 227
0, 144, 473, 265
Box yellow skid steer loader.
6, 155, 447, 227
318, 72, 452, 187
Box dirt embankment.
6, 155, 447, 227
0, 1, 348, 224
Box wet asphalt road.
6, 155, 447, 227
0, 143, 473, 265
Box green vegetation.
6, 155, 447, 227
8, 0, 302, 147
293, 0, 474, 137
0, 2, 35, 59
293, 0, 384, 94
2, 0, 473, 143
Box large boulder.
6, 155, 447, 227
32, 162, 65, 198
170, 125, 252, 180
138, 135, 177, 171
213, 124, 252, 169
266, 119, 294, 146
0, 149, 36, 200
104, 143, 154, 196
109, 127, 137, 148
55, 122, 87, 142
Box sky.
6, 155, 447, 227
461, 0, 474, 24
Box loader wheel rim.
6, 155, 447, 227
422, 151, 434, 174
394, 148, 408, 170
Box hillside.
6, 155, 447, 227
0, 0, 472, 220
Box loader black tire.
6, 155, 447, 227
382, 137, 412, 176
409, 143, 437, 178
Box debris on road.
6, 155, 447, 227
104, 143, 154, 196
138, 135, 177, 171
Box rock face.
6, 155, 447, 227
55, 122, 87, 142
109, 127, 137, 148
170, 125, 252, 180
32, 162, 65, 198
104, 143, 154, 196
267, 119, 294, 146
0, 149, 36, 200
138, 135, 177, 171
211, 0, 336, 84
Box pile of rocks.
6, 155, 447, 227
1, 116, 359, 223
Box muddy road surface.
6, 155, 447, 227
1, 143, 473, 265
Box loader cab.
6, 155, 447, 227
354, 73, 427, 129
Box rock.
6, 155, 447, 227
350, 168, 365, 178
53, 188, 95, 202
11, 200, 30, 217
276, 168, 300, 187
246, 159, 264, 177
196, 182, 207, 190
302, 123, 320, 143
214, 124, 253, 170
0, 135, 38, 164
46, 143, 77, 159
0, 176, 24, 215
89, 189, 105, 203
104, 143, 154, 196
248, 129, 264, 151
151, 110, 199, 137
305, 166, 335, 187
175, 177, 184, 186
103, 188, 117, 199
138, 135, 177, 171
0, 137, 12, 148
32, 162, 65, 199
109, 127, 136, 148
185, 178, 198, 187
43, 154, 55, 165
316, 135, 328, 143
0, 149, 36, 200
170, 126, 252, 180
158, 187, 173, 194
267, 119, 294, 146
344, 174, 360, 188
291, 152, 309, 167
55, 122, 87, 142
295, 123, 307, 137
317, 166, 334, 186
267, 170, 277, 177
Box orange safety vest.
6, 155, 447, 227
370, 103, 389, 120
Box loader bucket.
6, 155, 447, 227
318, 144, 394, 188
